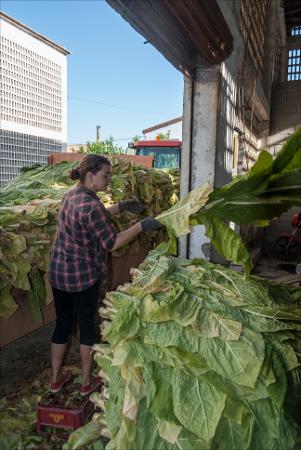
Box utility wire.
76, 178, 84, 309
69, 137, 133, 144
68, 95, 169, 115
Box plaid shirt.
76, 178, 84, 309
49, 186, 116, 292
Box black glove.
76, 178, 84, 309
119, 199, 145, 214
140, 217, 163, 232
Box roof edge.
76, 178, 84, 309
142, 116, 183, 134
0, 11, 70, 55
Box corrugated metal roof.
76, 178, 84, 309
106, 0, 233, 78
283, 0, 301, 33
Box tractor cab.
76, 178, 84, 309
128, 139, 181, 169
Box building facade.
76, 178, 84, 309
0, 12, 69, 186
107, 0, 301, 261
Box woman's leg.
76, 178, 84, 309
51, 342, 69, 383
74, 282, 99, 386
51, 287, 74, 383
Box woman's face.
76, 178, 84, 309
91, 164, 112, 192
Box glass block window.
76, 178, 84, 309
291, 27, 301, 36
287, 49, 301, 81
240, 0, 267, 76
0, 36, 62, 132
0, 130, 62, 186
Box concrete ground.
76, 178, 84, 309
0, 322, 80, 396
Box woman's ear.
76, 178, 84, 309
86, 171, 93, 183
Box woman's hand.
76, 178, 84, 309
140, 217, 164, 232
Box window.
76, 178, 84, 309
288, 49, 301, 81
240, 0, 267, 76
291, 26, 301, 36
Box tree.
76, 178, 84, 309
155, 130, 171, 140
132, 134, 143, 143
78, 136, 124, 155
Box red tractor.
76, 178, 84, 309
128, 139, 181, 169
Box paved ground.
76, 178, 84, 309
0, 322, 80, 396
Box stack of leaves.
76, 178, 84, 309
64, 128, 301, 450
67, 247, 301, 450
0, 158, 179, 320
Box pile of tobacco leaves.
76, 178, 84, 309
64, 128, 301, 450
86, 249, 301, 450
0, 157, 179, 320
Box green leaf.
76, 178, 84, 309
27, 270, 46, 322
0, 285, 18, 318
192, 308, 242, 340
173, 370, 226, 442
156, 183, 212, 236
63, 421, 102, 450
241, 304, 301, 321
197, 328, 265, 388
271, 126, 301, 174
158, 419, 182, 444
213, 413, 255, 450
197, 214, 251, 275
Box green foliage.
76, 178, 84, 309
156, 130, 171, 140
78, 137, 124, 155
63, 421, 103, 450
0, 159, 179, 319
87, 249, 301, 450
156, 127, 301, 273
131, 134, 143, 143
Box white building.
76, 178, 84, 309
0, 12, 69, 186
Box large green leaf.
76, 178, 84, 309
271, 126, 301, 174
156, 183, 212, 236
197, 328, 265, 388
173, 370, 226, 442
192, 308, 242, 341
196, 214, 251, 275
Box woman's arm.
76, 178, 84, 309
110, 217, 163, 252
111, 222, 142, 251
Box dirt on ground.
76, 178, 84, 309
0, 322, 105, 449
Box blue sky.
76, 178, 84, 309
1, 0, 183, 146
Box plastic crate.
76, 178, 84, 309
36, 380, 101, 432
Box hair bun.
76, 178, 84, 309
69, 168, 80, 180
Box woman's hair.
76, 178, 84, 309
69, 154, 111, 181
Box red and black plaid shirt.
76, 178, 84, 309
49, 186, 116, 292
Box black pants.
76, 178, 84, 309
51, 282, 99, 346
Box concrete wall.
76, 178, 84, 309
265, 80, 301, 252
270, 81, 301, 138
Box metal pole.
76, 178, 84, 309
96, 125, 101, 142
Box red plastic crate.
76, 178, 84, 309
36, 381, 101, 432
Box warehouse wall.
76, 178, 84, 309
270, 81, 301, 137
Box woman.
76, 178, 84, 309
48, 154, 162, 396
